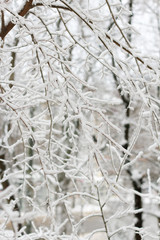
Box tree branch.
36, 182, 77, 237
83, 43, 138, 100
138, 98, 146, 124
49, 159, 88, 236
0, 0, 70, 40
60, 0, 154, 72
0, 0, 155, 73
0, 0, 33, 40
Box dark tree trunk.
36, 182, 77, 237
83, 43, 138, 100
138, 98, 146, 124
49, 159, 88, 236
123, 103, 143, 240
123, 108, 143, 240
132, 178, 143, 230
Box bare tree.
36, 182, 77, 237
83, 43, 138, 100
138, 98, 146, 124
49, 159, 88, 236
0, 1, 160, 239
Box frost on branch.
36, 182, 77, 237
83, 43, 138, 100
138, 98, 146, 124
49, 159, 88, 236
0, 0, 160, 239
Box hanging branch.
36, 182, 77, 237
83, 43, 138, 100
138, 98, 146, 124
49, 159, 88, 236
0, 0, 155, 73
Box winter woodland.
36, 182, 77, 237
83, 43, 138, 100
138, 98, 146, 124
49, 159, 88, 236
0, 0, 160, 239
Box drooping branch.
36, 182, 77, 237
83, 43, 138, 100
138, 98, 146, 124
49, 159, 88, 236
60, 0, 154, 72
0, 0, 155, 73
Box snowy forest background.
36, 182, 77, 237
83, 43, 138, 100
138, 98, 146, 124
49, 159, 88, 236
0, 0, 160, 239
